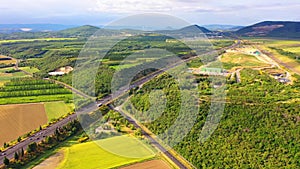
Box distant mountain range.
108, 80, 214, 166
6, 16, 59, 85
0, 24, 78, 33
236, 21, 300, 38
156, 25, 212, 37
202, 24, 244, 31
54, 25, 100, 37
0, 21, 300, 39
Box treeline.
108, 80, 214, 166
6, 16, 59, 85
5, 78, 51, 86
0, 84, 61, 92
0, 78, 71, 98
0, 89, 71, 98
269, 47, 300, 62
0, 63, 15, 68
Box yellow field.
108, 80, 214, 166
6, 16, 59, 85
0, 103, 47, 146
259, 45, 300, 74
246, 39, 300, 74
0, 55, 16, 65
221, 52, 270, 70
56, 135, 155, 169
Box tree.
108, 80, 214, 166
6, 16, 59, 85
3, 156, 9, 166
45, 136, 53, 144
3, 142, 8, 148
20, 148, 24, 157
14, 152, 19, 161
115, 125, 121, 132
27, 142, 37, 153
17, 136, 21, 142
134, 128, 142, 137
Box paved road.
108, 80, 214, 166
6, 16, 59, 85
235, 68, 242, 83
0, 40, 240, 167
0, 102, 100, 165
110, 104, 189, 169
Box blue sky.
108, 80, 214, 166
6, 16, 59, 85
1, 0, 300, 26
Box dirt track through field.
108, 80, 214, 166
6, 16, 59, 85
120, 159, 172, 169
33, 151, 64, 169
0, 103, 47, 145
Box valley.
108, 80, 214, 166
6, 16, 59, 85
0, 21, 299, 169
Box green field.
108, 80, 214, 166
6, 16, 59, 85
0, 94, 73, 105
0, 78, 73, 105
44, 101, 74, 122
57, 135, 155, 169
0, 67, 30, 81
19, 66, 40, 74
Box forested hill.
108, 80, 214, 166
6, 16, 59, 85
53, 25, 100, 38
156, 24, 212, 37
235, 21, 300, 38
0, 25, 100, 40
0, 24, 215, 40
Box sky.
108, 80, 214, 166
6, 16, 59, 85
1, 0, 300, 26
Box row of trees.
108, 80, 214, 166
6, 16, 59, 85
6, 78, 51, 86
0, 88, 71, 98
0, 78, 71, 98
0, 84, 61, 92
269, 47, 300, 62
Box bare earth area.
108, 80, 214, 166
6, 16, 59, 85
33, 151, 64, 169
120, 159, 172, 169
0, 103, 47, 145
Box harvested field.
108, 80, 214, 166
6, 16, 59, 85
33, 151, 64, 169
120, 159, 172, 169
0, 103, 47, 145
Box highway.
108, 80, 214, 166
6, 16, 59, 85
109, 104, 189, 169
0, 40, 240, 167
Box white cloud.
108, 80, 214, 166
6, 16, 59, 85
90, 0, 216, 14
1, 0, 299, 24
89, 0, 300, 15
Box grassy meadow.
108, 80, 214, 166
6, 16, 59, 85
44, 101, 73, 122
221, 52, 270, 70
57, 135, 155, 169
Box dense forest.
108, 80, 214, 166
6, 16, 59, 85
125, 69, 300, 168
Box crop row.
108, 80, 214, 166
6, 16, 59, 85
5, 78, 52, 86
0, 89, 71, 98
0, 84, 62, 92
